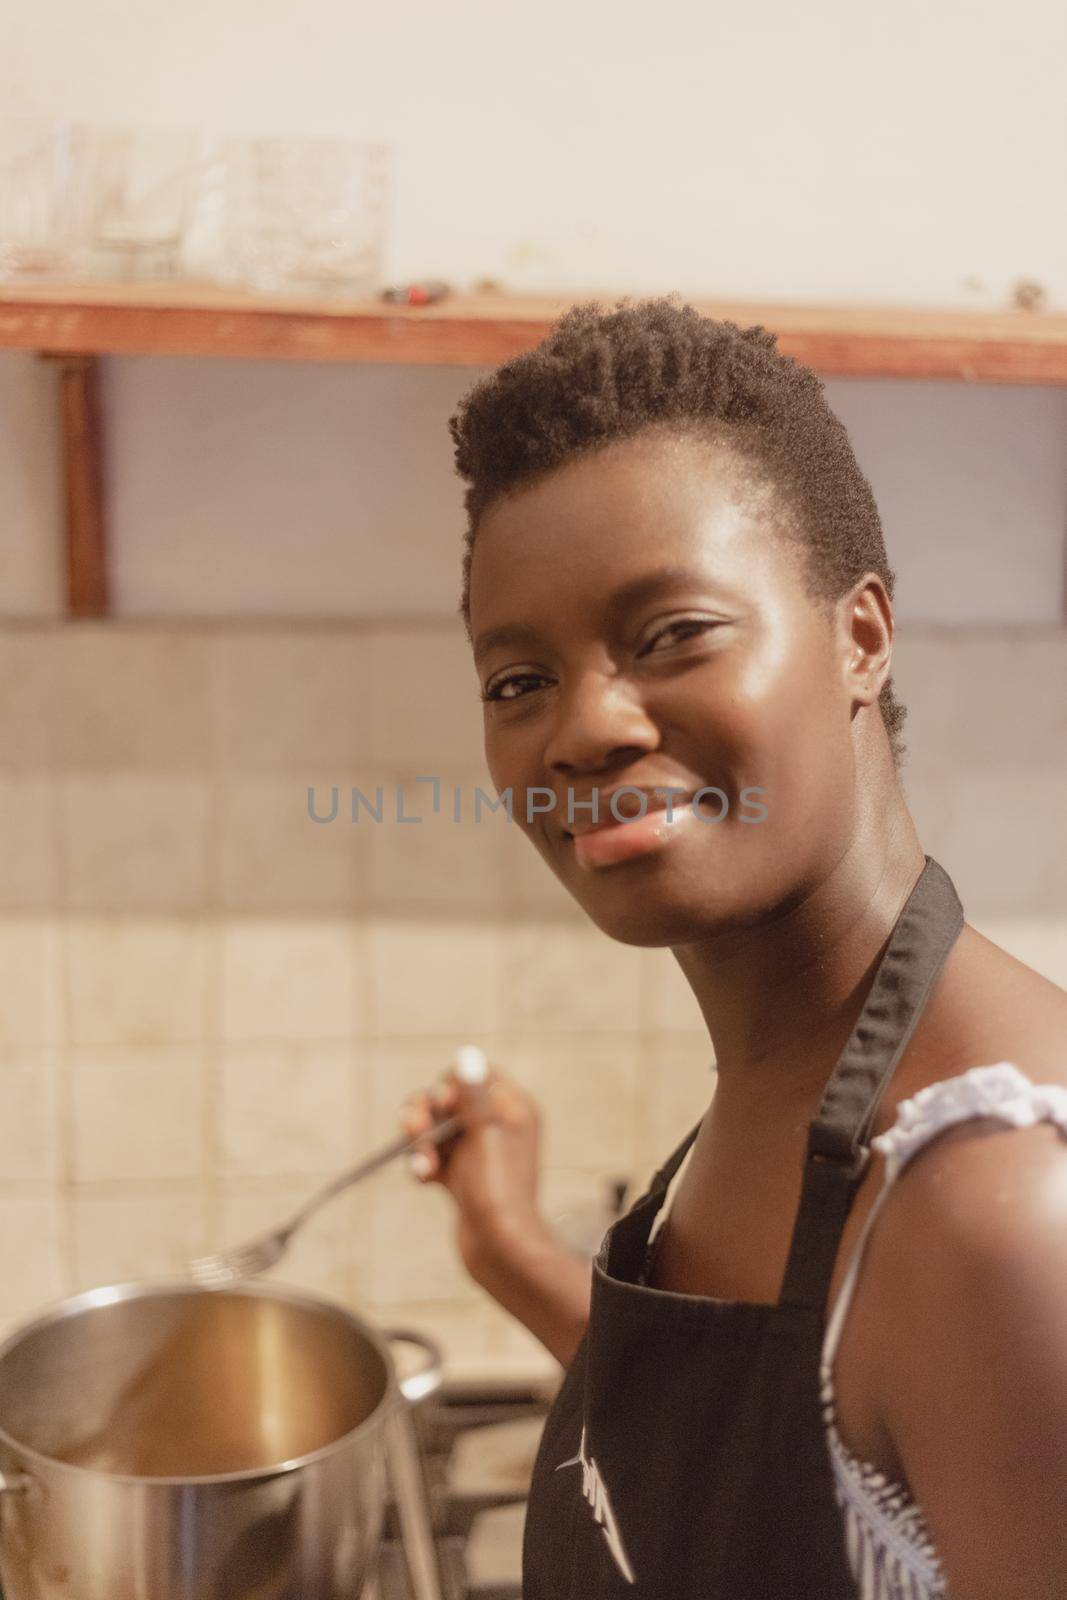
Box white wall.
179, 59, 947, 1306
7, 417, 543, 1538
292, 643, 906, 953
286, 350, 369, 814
1, 0, 1066, 622
3, 0, 1065, 305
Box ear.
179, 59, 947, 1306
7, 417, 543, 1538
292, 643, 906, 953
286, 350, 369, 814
836, 575, 894, 707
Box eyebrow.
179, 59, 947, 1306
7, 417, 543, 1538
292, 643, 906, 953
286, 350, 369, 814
603, 565, 718, 623
472, 564, 718, 665
472, 622, 544, 666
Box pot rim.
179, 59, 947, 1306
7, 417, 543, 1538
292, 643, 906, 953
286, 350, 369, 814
0, 1277, 401, 1489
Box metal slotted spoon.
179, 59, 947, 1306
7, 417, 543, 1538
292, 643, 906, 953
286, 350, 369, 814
187, 1112, 464, 1287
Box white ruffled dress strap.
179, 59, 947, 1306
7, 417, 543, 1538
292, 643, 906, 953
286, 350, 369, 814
822, 1063, 1067, 1369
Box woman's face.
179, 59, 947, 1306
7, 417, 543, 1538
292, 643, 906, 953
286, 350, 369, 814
468, 427, 872, 946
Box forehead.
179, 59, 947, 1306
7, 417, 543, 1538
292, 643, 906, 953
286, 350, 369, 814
468, 429, 794, 632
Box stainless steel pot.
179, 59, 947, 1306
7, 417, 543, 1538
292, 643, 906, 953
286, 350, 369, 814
0, 1279, 443, 1600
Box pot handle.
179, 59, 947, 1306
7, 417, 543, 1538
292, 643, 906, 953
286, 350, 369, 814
381, 1327, 444, 1405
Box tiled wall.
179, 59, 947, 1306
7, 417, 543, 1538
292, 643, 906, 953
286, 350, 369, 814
1, 620, 1065, 1378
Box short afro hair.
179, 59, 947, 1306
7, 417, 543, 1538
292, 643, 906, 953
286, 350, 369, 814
449, 294, 907, 769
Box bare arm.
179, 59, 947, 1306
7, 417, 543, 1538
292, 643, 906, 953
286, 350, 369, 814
872, 1117, 1067, 1600
399, 1062, 592, 1368
467, 1215, 593, 1369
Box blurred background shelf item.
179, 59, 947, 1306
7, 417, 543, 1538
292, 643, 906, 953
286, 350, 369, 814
0, 122, 391, 294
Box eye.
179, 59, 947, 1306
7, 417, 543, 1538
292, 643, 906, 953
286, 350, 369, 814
481, 671, 551, 704
638, 617, 720, 656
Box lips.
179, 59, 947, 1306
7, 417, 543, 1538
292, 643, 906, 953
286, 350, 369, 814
554, 784, 725, 871
568, 798, 702, 869
561, 787, 695, 839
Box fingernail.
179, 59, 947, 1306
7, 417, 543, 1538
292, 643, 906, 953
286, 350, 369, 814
455, 1045, 488, 1084
409, 1151, 433, 1179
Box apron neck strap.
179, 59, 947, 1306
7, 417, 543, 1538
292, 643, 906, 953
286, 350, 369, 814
777, 856, 965, 1313
631, 1110, 705, 1212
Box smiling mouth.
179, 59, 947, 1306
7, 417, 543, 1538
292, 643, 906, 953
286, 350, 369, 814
561, 790, 697, 840
562, 798, 703, 869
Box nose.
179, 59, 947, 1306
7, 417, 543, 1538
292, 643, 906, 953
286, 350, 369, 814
542, 669, 660, 775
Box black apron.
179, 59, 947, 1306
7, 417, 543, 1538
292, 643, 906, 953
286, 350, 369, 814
522, 855, 965, 1599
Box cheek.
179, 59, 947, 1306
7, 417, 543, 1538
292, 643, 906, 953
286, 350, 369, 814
484, 725, 543, 834
722, 628, 851, 824
484, 720, 520, 793
483, 731, 504, 795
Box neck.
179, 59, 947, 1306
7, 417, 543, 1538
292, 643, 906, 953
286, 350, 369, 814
672, 791, 927, 1112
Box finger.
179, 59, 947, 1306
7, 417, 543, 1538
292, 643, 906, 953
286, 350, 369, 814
450, 1058, 495, 1120
484, 1077, 522, 1117
401, 1111, 429, 1142
430, 1079, 459, 1112
409, 1148, 436, 1181
411, 1126, 444, 1172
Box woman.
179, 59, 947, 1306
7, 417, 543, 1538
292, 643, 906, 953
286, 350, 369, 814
399, 297, 1067, 1599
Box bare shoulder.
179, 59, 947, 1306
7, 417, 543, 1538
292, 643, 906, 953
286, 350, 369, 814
964, 919, 1067, 1017
864, 914, 1067, 1399
870, 1084, 1067, 1597
899, 921, 1067, 1097
882, 919, 1067, 1233
844, 917, 1067, 1298
876, 1095, 1067, 1254
824, 917, 1067, 1536
861, 965, 1067, 1562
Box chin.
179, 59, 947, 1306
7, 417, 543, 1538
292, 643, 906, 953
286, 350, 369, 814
568, 869, 751, 948
526, 827, 756, 944
583, 904, 730, 949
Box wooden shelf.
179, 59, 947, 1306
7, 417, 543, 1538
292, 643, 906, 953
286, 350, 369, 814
2, 280, 1067, 382
4, 280, 1065, 619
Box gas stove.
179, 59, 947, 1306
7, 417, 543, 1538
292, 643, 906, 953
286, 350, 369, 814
366, 1374, 558, 1600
